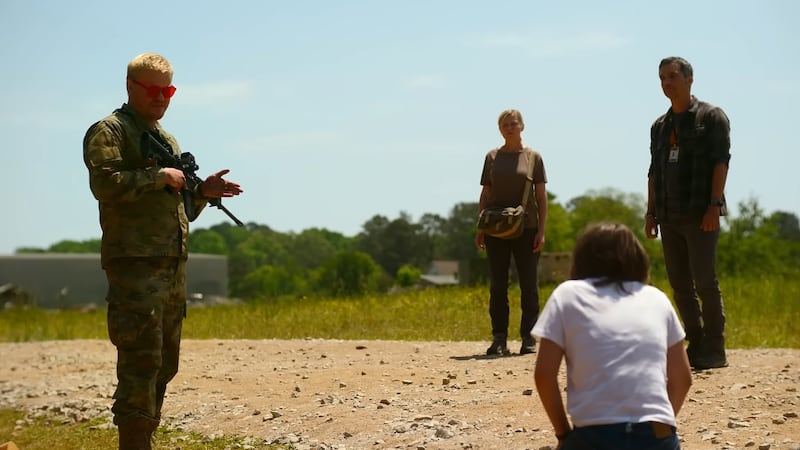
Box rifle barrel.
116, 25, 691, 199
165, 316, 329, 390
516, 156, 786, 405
210, 199, 244, 227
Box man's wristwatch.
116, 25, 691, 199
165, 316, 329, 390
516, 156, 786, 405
710, 198, 724, 207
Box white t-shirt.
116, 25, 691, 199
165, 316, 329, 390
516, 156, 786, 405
532, 279, 685, 428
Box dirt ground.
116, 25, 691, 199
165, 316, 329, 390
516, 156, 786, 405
1, 339, 798, 450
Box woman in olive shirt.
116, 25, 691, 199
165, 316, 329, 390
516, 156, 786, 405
475, 109, 547, 356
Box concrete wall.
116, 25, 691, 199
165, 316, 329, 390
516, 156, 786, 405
0, 253, 228, 309
538, 252, 572, 284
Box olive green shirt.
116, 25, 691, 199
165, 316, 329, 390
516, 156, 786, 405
480, 148, 547, 230
83, 104, 207, 267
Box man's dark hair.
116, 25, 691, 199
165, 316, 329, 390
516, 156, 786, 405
570, 222, 650, 287
659, 56, 693, 78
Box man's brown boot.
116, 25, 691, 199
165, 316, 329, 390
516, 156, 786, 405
117, 416, 157, 450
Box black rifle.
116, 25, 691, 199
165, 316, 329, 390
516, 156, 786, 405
141, 131, 244, 226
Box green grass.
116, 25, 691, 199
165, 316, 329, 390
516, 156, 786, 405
0, 409, 283, 450
182, 285, 518, 341
1, 276, 797, 448
2, 277, 798, 348
647, 276, 800, 349
717, 276, 800, 347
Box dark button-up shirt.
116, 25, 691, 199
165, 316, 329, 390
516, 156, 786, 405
648, 96, 731, 220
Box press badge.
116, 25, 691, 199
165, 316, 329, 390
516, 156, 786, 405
668, 145, 680, 163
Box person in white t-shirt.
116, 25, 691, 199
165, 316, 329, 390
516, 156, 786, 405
532, 222, 692, 450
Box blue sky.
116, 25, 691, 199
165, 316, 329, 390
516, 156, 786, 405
1, 1, 798, 254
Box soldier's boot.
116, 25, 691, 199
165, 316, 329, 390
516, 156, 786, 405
694, 335, 728, 370
486, 333, 510, 356
118, 416, 157, 450
685, 328, 705, 369
520, 335, 537, 355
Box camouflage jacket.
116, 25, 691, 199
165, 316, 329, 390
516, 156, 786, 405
83, 104, 207, 266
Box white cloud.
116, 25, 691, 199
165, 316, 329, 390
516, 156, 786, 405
403, 74, 447, 89
236, 130, 350, 155
178, 80, 256, 105
480, 33, 529, 47
535, 31, 627, 55
472, 31, 627, 56
763, 78, 800, 95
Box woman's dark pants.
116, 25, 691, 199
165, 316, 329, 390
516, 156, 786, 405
485, 228, 540, 343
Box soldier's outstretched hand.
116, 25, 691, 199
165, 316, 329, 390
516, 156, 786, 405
201, 170, 243, 198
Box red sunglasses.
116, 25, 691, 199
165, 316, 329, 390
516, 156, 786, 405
131, 79, 177, 99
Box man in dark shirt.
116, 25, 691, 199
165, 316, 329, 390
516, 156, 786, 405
646, 56, 731, 370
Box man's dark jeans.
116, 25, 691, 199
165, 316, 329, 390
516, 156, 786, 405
562, 422, 680, 450
659, 218, 726, 347
485, 228, 540, 342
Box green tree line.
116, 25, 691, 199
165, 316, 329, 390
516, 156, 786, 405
18, 188, 800, 299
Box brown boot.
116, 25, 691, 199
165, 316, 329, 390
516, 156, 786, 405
117, 416, 157, 450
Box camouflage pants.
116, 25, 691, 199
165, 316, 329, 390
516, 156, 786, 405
104, 257, 186, 425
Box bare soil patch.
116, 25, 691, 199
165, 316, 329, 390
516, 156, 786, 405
1, 340, 798, 449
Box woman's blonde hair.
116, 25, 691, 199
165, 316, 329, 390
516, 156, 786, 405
497, 109, 524, 127
127, 53, 173, 80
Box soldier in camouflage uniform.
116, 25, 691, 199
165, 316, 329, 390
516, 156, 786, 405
83, 53, 243, 450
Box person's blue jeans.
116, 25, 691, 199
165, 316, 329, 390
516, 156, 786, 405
659, 218, 725, 346
484, 228, 540, 342
562, 422, 680, 450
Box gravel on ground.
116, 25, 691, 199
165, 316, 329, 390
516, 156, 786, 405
1, 340, 798, 449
